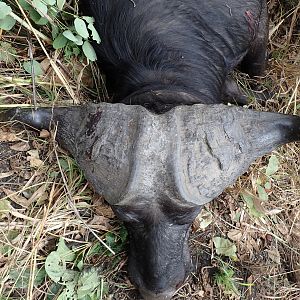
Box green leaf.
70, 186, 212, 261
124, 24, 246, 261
0, 15, 16, 31
23, 60, 44, 76
0, 199, 11, 218
0, 2, 12, 19
18, 0, 32, 10
47, 283, 62, 300
72, 47, 81, 56
62, 30, 78, 42
74, 18, 89, 39
58, 157, 70, 171
35, 267, 47, 286
0, 230, 18, 255
56, 0, 66, 10
45, 251, 66, 282
53, 34, 68, 49
44, 0, 56, 5
74, 35, 83, 46
214, 264, 240, 296
257, 184, 268, 201
0, 41, 16, 64
77, 259, 84, 271
213, 237, 237, 260
47, 282, 62, 300
82, 16, 94, 24
57, 237, 76, 262
197, 209, 213, 229
62, 281, 76, 298
264, 181, 271, 190
88, 23, 101, 44
51, 24, 59, 39
32, 0, 48, 14
29, 7, 48, 25
61, 269, 78, 282
87, 242, 103, 257
241, 192, 264, 218
77, 268, 101, 298
9, 268, 31, 288
266, 155, 279, 177
82, 40, 97, 61
8, 267, 46, 288
48, 6, 58, 18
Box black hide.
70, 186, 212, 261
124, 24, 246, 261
2, 1, 299, 300
82, 0, 268, 112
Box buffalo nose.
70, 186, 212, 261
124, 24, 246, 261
139, 288, 175, 300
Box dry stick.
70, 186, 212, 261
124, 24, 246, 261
268, 8, 299, 39
27, 33, 37, 110
287, 4, 300, 46
284, 77, 300, 114
52, 125, 115, 255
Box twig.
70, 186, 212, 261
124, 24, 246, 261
27, 33, 37, 109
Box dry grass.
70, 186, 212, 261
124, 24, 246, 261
0, 0, 299, 299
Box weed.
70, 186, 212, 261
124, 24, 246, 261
214, 262, 241, 297
0, 0, 101, 63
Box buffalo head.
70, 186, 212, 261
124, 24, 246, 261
1, 103, 299, 299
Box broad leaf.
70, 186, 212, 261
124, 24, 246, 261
266, 155, 279, 177
18, 0, 32, 10
53, 34, 68, 49
57, 237, 76, 262
88, 23, 101, 44
32, 0, 48, 14
241, 192, 264, 218
44, 0, 56, 5
77, 268, 101, 298
0, 41, 16, 64
257, 184, 268, 201
74, 18, 89, 39
213, 237, 237, 260
82, 16, 94, 24
45, 252, 66, 282
82, 40, 97, 61
56, 0, 66, 10
0, 15, 16, 31
29, 7, 48, 25
0, 2, 12, 19
23, 60, 44, 76
0, 199, 11, 218
62, 30, 78, 42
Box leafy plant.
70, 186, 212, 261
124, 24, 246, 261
45, 237, 108, 300
213, 237, 238, 261
0, 2, 16, 30
8, 267, 46, 288
214, 263, 240, 297
241, 155, 280, 217
0, 0, 101, 62
105, 226, 128, 256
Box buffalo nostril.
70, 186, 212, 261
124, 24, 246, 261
139, 288, 175, 300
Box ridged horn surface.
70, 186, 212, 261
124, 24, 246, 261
1, 103, 299, 206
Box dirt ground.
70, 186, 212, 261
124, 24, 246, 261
0, 1, 300, 299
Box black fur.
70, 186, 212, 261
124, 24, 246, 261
82, 0, 267, 112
